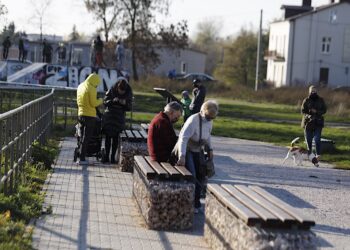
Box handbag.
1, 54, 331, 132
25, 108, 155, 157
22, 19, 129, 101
198, 114, 215, 178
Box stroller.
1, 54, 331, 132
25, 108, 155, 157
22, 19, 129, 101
73, 109, 106, 162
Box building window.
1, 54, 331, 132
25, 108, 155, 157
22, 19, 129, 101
321, 37, 331, 54
181, 62, 186, 74
330, 10, 337, 24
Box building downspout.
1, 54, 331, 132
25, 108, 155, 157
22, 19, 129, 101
289, 20, 296, 86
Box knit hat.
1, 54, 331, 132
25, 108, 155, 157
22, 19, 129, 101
182, 90, 189, 98
309, 85, 317, 94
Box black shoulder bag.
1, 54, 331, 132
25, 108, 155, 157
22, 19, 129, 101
198, 114, 215, 178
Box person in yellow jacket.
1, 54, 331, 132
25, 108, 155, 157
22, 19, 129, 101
76, 73, 103, 165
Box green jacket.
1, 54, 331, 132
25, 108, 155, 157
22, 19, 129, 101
181, 97, 191, 118
301, 95, 327, 128
77, 73, 103, 117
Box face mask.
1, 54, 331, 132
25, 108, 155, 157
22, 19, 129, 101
309, 93, 318, 99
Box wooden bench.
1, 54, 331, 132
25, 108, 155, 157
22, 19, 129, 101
118, 129, 148, 172
205, 184, 316, 249
133, 155, 195, 230
140, 123, 150, 132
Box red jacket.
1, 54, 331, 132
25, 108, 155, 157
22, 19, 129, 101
147, 112, 177, 162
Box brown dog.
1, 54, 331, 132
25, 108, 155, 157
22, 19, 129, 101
283, 137, 319, 167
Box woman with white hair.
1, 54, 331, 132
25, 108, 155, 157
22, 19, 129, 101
176, 100, 218, 213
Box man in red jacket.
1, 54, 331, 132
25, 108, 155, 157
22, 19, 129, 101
147, 102, 182, 162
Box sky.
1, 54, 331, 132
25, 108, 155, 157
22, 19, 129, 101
1, 0, 331, 40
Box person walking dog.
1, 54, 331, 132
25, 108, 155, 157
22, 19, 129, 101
301, 85, 327, 161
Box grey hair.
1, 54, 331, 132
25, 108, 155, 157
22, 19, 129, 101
164, 101, 183, 113
200, 100, 219, 116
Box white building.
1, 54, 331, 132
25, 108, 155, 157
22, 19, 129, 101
266, 0, 350, 88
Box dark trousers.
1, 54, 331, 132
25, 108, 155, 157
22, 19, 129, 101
79, 116, 96, 161
186, 151, 205, 208
105, 134, 120, 162
305, 127, 322, 156
3, 48, 9, 59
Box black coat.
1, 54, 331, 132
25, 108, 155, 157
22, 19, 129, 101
102, 83, 133, 137
190, 85, 206, 114
301, 95, 327, 129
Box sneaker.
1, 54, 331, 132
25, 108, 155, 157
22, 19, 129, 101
78, 160, 89, 165
316, 155, 321, 161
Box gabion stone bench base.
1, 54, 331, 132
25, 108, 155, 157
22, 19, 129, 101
119, 142, 147, 172
204, 184, 316, 250
133, 156, 194, 230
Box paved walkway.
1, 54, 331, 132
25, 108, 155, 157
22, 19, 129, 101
33, 136, 350, 249
32, 137, 209, 250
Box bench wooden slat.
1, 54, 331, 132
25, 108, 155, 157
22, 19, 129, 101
145, 156, 168, 177
132, 130, 143, 139
222, 185, 280, 224
235, 185, 297, 224
160, 162, 181, 177
141, 123, 149, 131
125, 130, 134, 139
138, 129, 148, 139
207, 184, 261, 226
174, 165, 193, 179
249, 186, 315, 227
134, 156, 156, 179
120, 131, 127, 138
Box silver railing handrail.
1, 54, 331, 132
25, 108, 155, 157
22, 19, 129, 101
0, 88, 54, 194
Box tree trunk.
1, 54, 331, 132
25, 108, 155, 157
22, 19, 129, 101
131, 19, 138, 81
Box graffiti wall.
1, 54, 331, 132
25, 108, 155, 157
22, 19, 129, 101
12, 63, 124, 92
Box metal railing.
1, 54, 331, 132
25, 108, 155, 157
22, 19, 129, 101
0, 88, 54, 194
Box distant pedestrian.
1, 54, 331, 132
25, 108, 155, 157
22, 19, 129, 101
94, 35, 104, 67
190, 79, 206, 115
115, 40, 125, 70
90, 39, 96, 67
2, 36, 11, 60
42, 39, 53, 63
23, 39, 29, 62
56, 42, 66, 64
18, 38, 24, 62
301, 85, 327, 161
181, 90, 192, 122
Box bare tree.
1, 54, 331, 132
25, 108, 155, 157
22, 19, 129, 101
84, 0, 119, 42
192, 18, 223, 74
0, 1, 7, 17
118, 0, 187, 81
30, 0, 53, 42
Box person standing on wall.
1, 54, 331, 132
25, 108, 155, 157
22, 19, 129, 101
102, 77, 133, 164
76, 73, 103, 165
190, 79, 206, 115
94, 35, 104, 67
2, 36, 11, 60
18, 37, 24, 62
115, 40, 125, 70
301, 85, 327, 161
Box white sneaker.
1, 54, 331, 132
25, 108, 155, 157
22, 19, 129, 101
78, 160, 89, 165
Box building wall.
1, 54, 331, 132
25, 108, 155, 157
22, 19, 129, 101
268, 2, 350, 87
266, 21, 290, 87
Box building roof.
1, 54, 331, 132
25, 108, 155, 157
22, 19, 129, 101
272, 1, 350, 24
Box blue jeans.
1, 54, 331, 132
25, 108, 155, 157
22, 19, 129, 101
305, 127, 322, 156
186, 151, 205, 208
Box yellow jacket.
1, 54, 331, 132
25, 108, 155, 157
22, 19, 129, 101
77, 73, 103, 117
